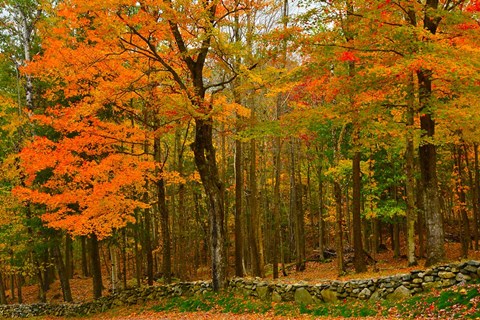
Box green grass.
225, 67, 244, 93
151, 284, 480, 318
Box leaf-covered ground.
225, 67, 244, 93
36, 282, 480, 319
20, 242, 480, 305
16, 242, 480, 318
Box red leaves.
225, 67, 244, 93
338, 51, 359, 62
466, 0, 480, 12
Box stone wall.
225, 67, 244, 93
1, 260, 479, 318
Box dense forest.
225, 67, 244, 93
0, 0, 479, 304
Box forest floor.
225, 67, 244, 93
17, 242, 480, 319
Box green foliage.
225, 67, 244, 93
150, 284, 480, 318
152, 293, 272, 314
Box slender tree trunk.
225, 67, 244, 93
472, 144, 480, 250
249, 109, 263, 277
122, 229, 127, 289
90, 234, 103, 299
393, 219, 400, 259
81, 236, 90, 277
0, 273, 7, 304
65, 234, 73, 279
405, 74, 417, 266
154, 138, 172, 284
352, 149, 366, 272
53, 242, 73, 302
334, 182, 344, 275
455, 145, 469, 258
16, 275, 22, 304
235, 138, 244, 277
317, 159, 325, 261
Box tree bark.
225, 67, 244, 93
53, 241, 73, 302
417, 71, 445, 266
65, 234, 74, 279
235, 138, 244, 277
334, 181, 344, 275
192, 119, 226, 291
472, 143, 480, 250
89, 234, 103, 299
154, 138, 172, 284
455, 145, 469, 258
417, 0, 445, 267
0, 273, 7, 304
81, 236, 89, 277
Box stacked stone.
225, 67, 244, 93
1, 260, 480, 317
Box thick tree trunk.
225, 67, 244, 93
417, 70, 445, 267
192, 118, 226, 291
417, 0, 445, 267
90, 234, 103, 299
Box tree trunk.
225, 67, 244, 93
393, 220, 400, 259
154, 138, 172, 284
53, 241, 73, 302
417, 70, 445, 266
417, 0, 445, 267
81, 236, 90, 277
248, 113, 263, 277
89, 234, 103, 299
352, 149, 366, 272
334, 181, 344, 275
16, 275, 22, 304
317, 159, 325, 261
65, 233, 73, 279
143, 204, 154, 286
192, 118, 226, 291
473, 143, 480, 250
234, 138, 244, 277
0, 273, 7, 304
405, 74, 417, 266
455, 145, 469, 259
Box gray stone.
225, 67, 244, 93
386, 285, 411, 301
256, 286, 270, 301
369, 289, 384, 301
438, 271, 455, 279
423, 281, 442, 289
424, 276, 434, 282
294, 288, 314, 305
456, 273, 471, 282
358, 288, 371, 300
272, 291, 282, 303
464, 265, 478, 273
321, 289, 338, 303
